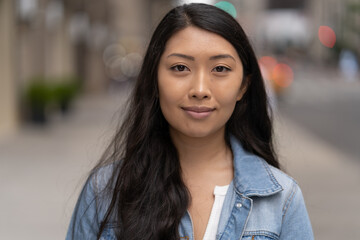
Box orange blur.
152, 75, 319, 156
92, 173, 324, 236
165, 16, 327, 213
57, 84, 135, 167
259, 56, 293, 94
318, 26, 336, 48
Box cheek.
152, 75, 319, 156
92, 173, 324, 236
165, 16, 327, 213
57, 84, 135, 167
158, 82, 182, 124
158, 94, 186, 135
159, 93, 175, 117
215, 82, 242, 108
214, 83, 242, 123
157, 68, 185, 102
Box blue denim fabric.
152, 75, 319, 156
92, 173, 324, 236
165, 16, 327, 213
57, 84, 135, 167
66, 136, 314, 240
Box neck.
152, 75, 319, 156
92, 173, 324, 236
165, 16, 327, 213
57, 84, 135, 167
170, 128, 232, 172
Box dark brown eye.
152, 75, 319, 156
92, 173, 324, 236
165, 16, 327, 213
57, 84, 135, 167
177, 65, 186, 71
171, 65, 189, 72
214, 66, 230, 72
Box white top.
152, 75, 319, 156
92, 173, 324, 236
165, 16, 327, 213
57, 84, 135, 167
202, 185, 229, 240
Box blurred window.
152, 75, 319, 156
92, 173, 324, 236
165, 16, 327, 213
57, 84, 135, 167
267, 0, 306, 9
17, 0, 38, 21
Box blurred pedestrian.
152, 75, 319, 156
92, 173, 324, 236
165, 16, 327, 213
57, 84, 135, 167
66, 3, 313, 240
339, 49, 359, 82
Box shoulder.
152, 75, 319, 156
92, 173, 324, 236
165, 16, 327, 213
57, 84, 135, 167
243, 160, 313, 238
264, 163, 304, 216
245, 158, 303, 211
268, 165, 299, 199
75, 162, 119, 221
89, 162, 118, 194
268, 164, 309, 214
230, 135, 299, 200
85, 161, 121, 215
266, 164, 314, 238
66, 162, 119, 239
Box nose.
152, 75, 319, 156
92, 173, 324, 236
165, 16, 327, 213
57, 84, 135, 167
188, 70, 211, 100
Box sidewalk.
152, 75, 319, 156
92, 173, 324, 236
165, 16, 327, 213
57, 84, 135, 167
1, 90, 359, 239
0, 92, 126, 240
275, 114, 360, 239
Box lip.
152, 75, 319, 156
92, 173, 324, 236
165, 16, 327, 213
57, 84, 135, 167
182, 106, 215, 119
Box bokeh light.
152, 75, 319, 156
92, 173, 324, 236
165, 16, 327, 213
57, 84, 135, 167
318, 26, 336, 48
259, 56, 277, 74
103, 43, 126, 66
120, 53, 143, 78
259, 56, 293, 92
214, 1, 237, 18
272, 63, 294, 88
176, 0, 215, 5
259, 56, 277, 68
259, 56, 278, 79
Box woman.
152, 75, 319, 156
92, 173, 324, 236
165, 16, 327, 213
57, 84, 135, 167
67, 3, 313, 240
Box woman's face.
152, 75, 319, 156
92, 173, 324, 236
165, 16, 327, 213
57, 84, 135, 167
157, 26, 244, 139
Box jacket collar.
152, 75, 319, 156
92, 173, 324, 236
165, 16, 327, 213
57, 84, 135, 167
230, 135, 283, 197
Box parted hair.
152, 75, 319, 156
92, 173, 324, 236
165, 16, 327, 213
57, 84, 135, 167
93, 3, 279, 240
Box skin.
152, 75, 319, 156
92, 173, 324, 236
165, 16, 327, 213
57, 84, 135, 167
157, 26, 245, 240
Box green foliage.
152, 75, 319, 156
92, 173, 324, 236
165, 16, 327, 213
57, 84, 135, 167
347, 2, 360, 13
24, 75, 81, 122
25, 77, 52, 107
52, 78, 80, 113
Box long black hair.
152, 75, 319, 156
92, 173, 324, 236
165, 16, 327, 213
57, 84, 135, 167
95, 3, 279, 239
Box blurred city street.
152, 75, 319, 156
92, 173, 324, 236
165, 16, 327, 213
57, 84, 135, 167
0, 84, 130, 240
276, 65, 360, 239
279, 64, 360, 161
1, 0, 360, 239
1, 66, 360, 240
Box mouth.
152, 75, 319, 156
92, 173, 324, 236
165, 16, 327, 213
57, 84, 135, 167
181, 106, 215, 119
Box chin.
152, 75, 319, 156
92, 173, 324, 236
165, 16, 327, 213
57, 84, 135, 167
185, 132, 209, 138
181, 127, 220, 139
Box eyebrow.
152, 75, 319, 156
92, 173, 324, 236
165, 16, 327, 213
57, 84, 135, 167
167, 53, 195, 61
167, 53, 236, 62
209, 54, 236, 62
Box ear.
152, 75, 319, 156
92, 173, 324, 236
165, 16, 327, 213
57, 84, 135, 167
236, 75, 249, 101
236, 87, 246, 101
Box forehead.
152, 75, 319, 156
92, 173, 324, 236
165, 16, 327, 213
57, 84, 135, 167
163, 26, 240, 60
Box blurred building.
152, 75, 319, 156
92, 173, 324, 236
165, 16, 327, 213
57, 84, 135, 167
309, 0, 360, 63
238, 0, 359, 64
0, 0, 18, 137
0, 0, 359, 137
0, 0, 173, 137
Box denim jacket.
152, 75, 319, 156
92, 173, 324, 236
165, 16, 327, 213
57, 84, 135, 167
66, 136, 314, 240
